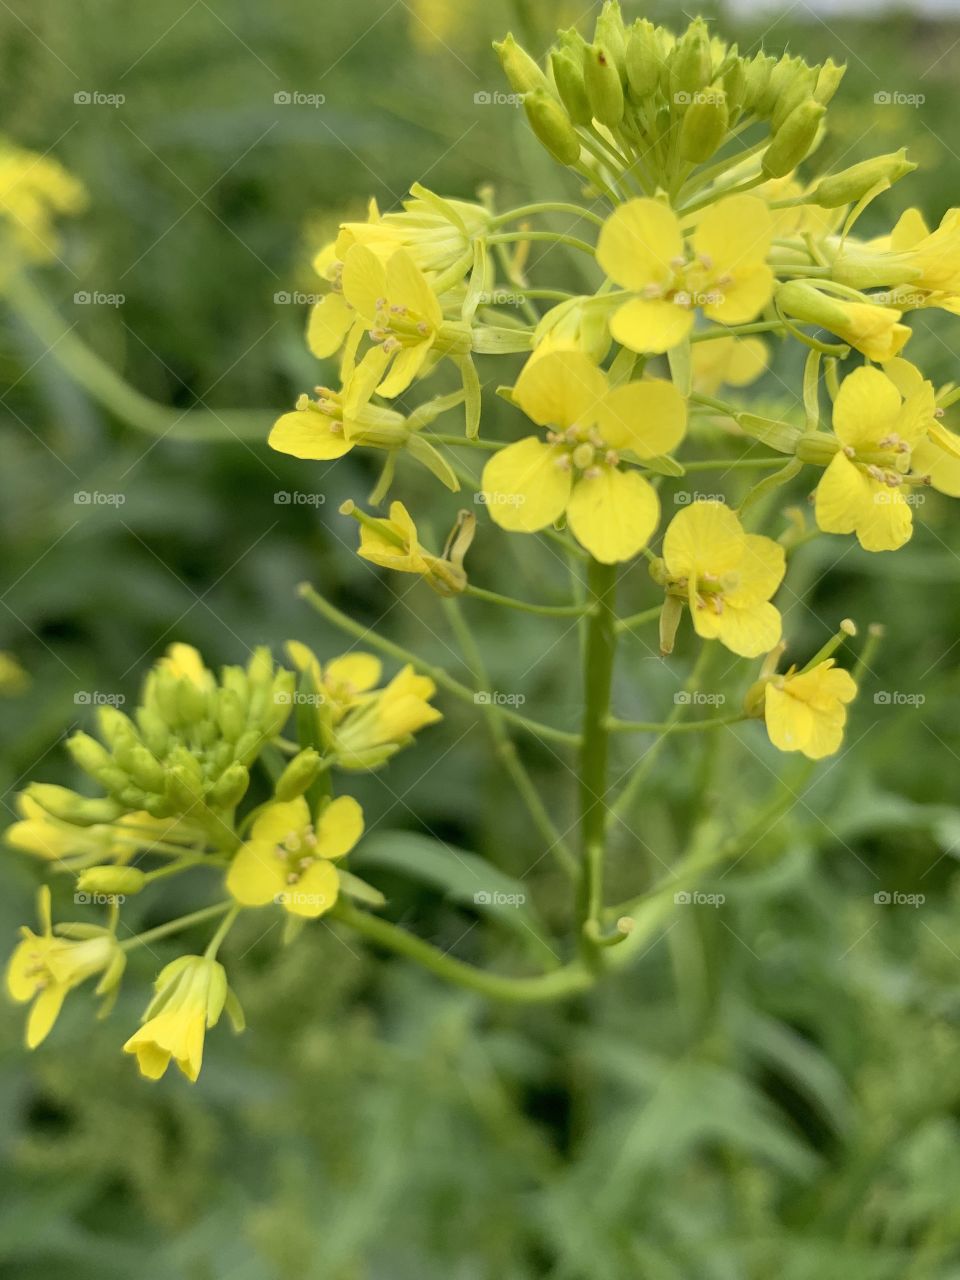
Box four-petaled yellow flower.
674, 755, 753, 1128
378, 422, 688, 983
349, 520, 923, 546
597, 195, 774, 354
481, 351, 687, 563
661, 500, 786, 657
333, 666, 442, 766
227, 795, 364, 918
691, 335, 769, 396
814, 364, 939, 551
285, 641, 384, 725
5, 793, 173, 865
124, 954, 241, 1083
6, 887, 124, 1048
351, 500, 471, 595
329, 187, 489, 279
763, 659, 858, 760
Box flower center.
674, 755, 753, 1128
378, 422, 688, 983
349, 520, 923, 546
274, 825, 319, 884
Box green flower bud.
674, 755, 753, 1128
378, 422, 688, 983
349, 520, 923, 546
209, 763, 249, 809
771, 63, 818, 131
97, 705, 136, 748
523, 90, 581, 165
164, 763, 205, 813
493, 33, 550, 96
809, 149, 916, 208
551, 49, 591, 125
175, 677, 210, 726
762, 99, 825, 179
26, 783, 123, 826
594, 1, 627, 78
584, 43, 624, 127
335, 743, 399, 772
135, 708, 170, 758
77, 865, 146, 896
275, 748, 322, 801
234, 727, 267, 764
126, 746, 167, 793
625, 18, 661, 100
814, 58, 846, 105
760, 54, 802, 119
216, 687, 248, 742
66, 731, 113, 777
678, 85, 729, 163
722, 58, 747, 116
102, 768, 136, 796
246, 646, 274, 689
741, 53, 775, 115
669, 18, 712, 101
118, 786, 149, 809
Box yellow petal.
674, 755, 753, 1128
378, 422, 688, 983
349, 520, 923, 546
376, 340, 432, 399
251, 798, 313, 845
481, 437, 572, 533
833, 366, 902, 448
693, 195, 773, 271
702, 264, 774, 325
597, 199, 683, 291
343, 345, 392, 418
714, 599, 782, 658
306, 295, 355, 359
316, 795, 364, 861
913, 438, 960, 497
610, 297, 694, 355
857, 481, 914, 552
269, 410, 353, 460
662, 500, 743, 579
323, 653, 382, 693
566, 468, 660, 563
286, 860, 340, 918
341, 244, 387, 320
597, 379, 687, 457
890, 206, 929, 252
385, 248, 442, 327
124, 1035, 172, 1081
513, 350, 608, 431
814, 452, 869, 536
226, 841, 288, 907
764, 683, 815, 754
26, 984, 67, 1048
728, 534, 785, 606
6, 936, 42, 1002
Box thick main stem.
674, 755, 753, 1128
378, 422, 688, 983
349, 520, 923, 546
578, 559, 618, 951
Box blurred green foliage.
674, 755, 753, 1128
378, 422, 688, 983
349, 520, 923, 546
3, 1, 960, 1277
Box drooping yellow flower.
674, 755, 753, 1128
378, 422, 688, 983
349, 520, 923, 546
0, 140, 87, 261
226, 795, 363, 918
123, 954, 241, 1083
481, 351, 686, 563
597, 195, 774, 354
660, 500, 785, 657
348, 500, 473, 595
763, 659, 858, 760
6, 887, 124, 1048
776, 282, 910, 363
284, 640, 383, 725
835, 207, 960, 309
691, 336, 768, 395
333, 666, 442, 766
332, 187, 489, 279
5, 794, 173, 866
814, 364, 939, 551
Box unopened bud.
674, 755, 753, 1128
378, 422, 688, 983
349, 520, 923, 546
551, 49, 591, 125
523, 90, 581, 166
584, 43, 625, 127
762, 99, 825, 179
625, 19, 660, 100
814, 58, 846, 105
26, 783, 123, 827
679, 85, 729, 163
669, 17, 712, 99
741, 53, 775, 115
66, 731, 113, 777
275, 749, 322, 801
209, 762, 250, 809
810, 149, 916, 208
77, 866, 147, 896
493, 33, 549, 96
594, 1, 628, 76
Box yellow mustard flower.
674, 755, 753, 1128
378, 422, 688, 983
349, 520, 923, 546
691, 336, 768, 395
6, 887, 124, 1048
814, 364, 939, 552
762, 658, 858, 760
481, 350, 686, 563
0, 140, 87, 261
285, 640, 383, 724
880, 357, 960, 499
596, 195, 774, 354
333, 666, 442, 766
837, 207, 960, 309
776, 282, 910, 362
331, 187, 489, 279
5, 794, 174, 865
660, 500, 785, 657
227, 795, 363, 918
124, 954, 241, 1083
349, 499, 473, 595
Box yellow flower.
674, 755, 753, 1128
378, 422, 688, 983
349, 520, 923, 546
530, 296, 612, 366
226, 795, 363, 918
332, 186, 489, 279
6, 887, 124, 1048
350, 500, 473, 595
691, 336, 768, 395
333, 666, 442, 766
0, 140, 87, 261
763, 659, 858, 760
814, 364, 938, 551
5, 794, 173, 865
776, 282, 910, 362
284, 641, 383, 725
660, 500, 785, 657
597, 195, 774, 353
123, 954, 241, 1083
481, 351, 686, 563
836, 207, 960, 308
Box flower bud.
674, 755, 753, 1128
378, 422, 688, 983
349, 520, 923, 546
594, 1, 627, 77
584, 43, 625, 127
493, 33, 550, 96
771, 63, 818, 131
209, 763, 250, 809
814, 58, 846, 105
551, 49, 591, 125
762, 99, 825, 179
809, 149, 916, 209
722, 58, 747, 116
741, 53, 775, 115
96, 705, 136, 748
216, 687, 248, 742
625, 19, 660, 100
659, 595, 684, 657
274, 749, 322, 801
678, 85, 729, 163
77, 866, 147, 896
66, 731, 113, 778
669, 18, 712, 100
125, 745, 166, 793
26, 783, 123, 826
523, 90, 581, 166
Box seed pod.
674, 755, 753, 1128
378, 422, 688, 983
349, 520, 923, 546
523, 90, 582, 165
584, 43, 625, 127
762, 99, 825, 178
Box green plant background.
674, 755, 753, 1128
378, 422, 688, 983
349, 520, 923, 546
2, 1, 960, 1276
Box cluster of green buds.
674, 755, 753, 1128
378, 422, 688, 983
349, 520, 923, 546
30, 645, 294, 845
496, 3, 845, 196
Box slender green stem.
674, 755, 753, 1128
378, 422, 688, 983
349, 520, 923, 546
2, 268, 269, 442
485, 231, 597, 257
690, 320, 789, 343
464, 583, 591, 618
204, 904, 241, 958
440, 595, 576, 878
616, 604, 661, 633
119, 902, 233, 952
333, 899, 593, 1002
489, 202, 605, 229
578, 559, 618, 952
297, 583, 581, 748
607, 713, 747, 734
419, 433, 501, 451
679, 456, 787, 472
